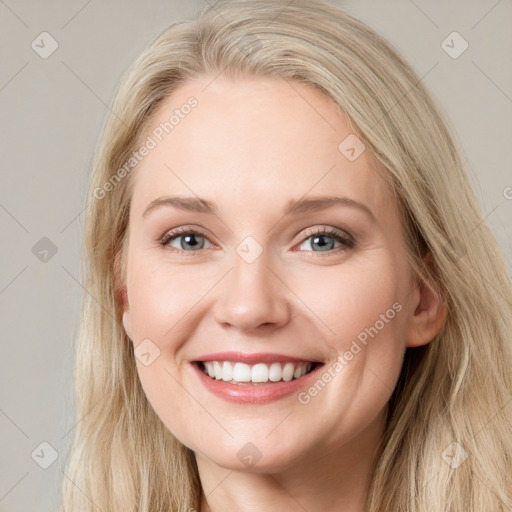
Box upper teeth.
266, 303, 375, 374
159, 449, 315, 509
202, 361, 313, 383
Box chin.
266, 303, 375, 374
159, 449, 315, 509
193, 433, 312, 474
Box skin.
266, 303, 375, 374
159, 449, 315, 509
120, 73, 446, 512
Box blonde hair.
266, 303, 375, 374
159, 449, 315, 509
59, 1, 512, 510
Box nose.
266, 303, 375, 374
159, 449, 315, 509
212, 249, 291, 333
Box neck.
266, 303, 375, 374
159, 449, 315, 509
197, 408, 387, 512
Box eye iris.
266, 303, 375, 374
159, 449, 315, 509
181, 233, 203, 250
311, 234, 335, 251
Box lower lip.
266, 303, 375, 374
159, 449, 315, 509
192, 362, 325, 404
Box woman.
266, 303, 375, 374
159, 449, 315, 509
60, 0, 512, 510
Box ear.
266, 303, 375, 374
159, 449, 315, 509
121, 288, 133, 341
120, 285, 129, 312
113, 244, 132, 338
405, 252, 447, 348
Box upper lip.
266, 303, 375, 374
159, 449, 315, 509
193, 351, 324, 364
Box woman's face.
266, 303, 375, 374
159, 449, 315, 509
121, 74, 427, 472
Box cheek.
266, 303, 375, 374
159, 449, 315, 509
124, 251, 206, 343
123, 251, 206, 441
290, 257, 407, 412
292, 257, 405, 351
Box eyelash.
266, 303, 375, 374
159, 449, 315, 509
159, 226, 355, 256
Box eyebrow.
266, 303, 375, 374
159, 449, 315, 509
142, 195, 376, 221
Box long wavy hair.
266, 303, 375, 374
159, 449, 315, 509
59, 1, 512, 510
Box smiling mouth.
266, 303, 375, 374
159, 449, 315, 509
196, 360, 322, 385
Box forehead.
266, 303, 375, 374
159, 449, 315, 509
130, 74, 393, 219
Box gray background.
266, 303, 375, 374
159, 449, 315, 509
0, 0, 511, 510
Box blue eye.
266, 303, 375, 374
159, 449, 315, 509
160, 226, 354, 255
297, 228, 354, 253
161, 228, 211, 252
